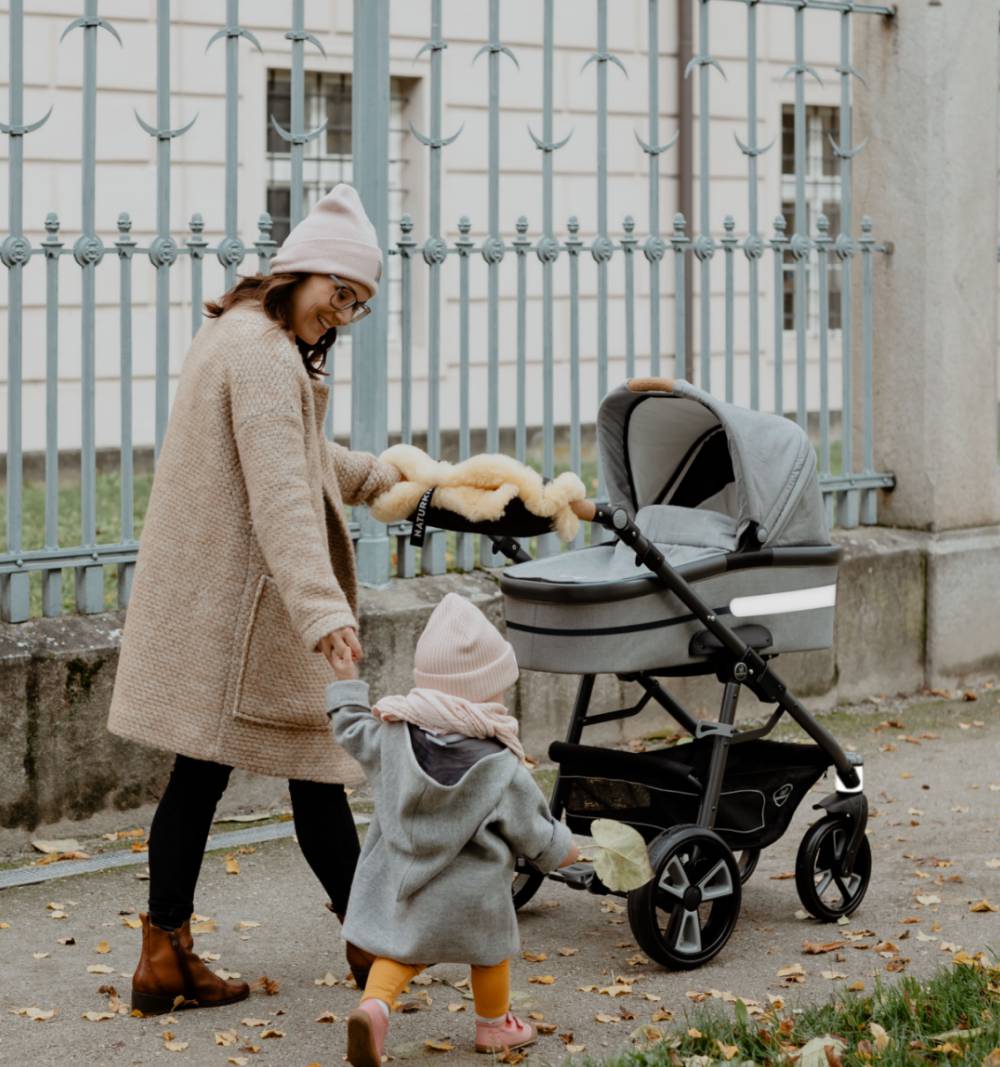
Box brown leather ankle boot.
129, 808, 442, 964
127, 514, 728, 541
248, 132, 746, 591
327, 902, 375, 989
130, 913, 250, 1015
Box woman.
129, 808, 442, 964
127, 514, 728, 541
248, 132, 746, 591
108, 184, 399, 1015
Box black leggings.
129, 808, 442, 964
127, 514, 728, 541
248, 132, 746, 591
148, 754, 360, 930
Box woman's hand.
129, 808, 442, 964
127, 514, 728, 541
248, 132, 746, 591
317, 627, 362, 679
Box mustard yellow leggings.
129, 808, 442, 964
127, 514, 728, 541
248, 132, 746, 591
362, 957, 509, 1019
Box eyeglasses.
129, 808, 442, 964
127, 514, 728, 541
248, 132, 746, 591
328, 273, 371, 324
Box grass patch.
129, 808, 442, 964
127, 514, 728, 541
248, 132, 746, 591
586, 957, 1000, 1066
0, 470, 153, 618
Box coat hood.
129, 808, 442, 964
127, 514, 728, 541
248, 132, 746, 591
376, 721, 520, 901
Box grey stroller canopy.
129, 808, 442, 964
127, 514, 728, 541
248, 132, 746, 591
599, 378, 830, 551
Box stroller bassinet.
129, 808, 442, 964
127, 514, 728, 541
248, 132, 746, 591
501, 379, 839, 674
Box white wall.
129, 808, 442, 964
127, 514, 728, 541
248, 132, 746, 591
0, 0, 861, 455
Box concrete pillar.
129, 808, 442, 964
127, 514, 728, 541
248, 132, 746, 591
854, 2, 1000, 531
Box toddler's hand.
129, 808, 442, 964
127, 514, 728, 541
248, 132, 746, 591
558, 843, 580, 868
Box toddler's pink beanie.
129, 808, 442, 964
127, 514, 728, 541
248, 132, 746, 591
270, 183, 382, 298
413, 593, 519, 702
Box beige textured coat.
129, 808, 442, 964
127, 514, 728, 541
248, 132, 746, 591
107, 304, 401, 784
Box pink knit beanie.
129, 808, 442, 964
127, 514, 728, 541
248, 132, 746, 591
270, 183, 382, 298
413, 593, 519, 702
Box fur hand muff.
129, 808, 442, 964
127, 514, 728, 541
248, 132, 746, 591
369, 444, 587, 542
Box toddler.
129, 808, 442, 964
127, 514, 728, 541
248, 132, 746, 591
326, 593, 578, 1065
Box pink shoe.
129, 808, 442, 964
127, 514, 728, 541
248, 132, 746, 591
347, 1000, 389, 1067
475, 1011, 537, 1054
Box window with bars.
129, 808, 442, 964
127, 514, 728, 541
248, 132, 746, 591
266, 70, 411, 341
780, 104, 843, 333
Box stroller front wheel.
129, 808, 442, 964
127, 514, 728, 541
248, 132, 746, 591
626, 825, 742, 970
795, 815, 872, 922
512, 866, 546, 910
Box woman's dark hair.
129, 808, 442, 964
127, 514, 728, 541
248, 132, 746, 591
204, 273, 336, 380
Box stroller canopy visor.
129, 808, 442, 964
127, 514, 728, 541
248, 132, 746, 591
598, 379, 830, 548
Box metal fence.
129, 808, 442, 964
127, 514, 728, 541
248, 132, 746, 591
0, 0, 895, 623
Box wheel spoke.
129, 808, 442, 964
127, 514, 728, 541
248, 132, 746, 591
673, 909, 703, 955
657, 855, 690, 899
814, 868, 834, 898
698, 859, 735, 901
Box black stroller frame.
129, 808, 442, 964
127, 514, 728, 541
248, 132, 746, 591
490, 501, 870, 970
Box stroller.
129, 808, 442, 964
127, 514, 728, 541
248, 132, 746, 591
410, 378, 870, 970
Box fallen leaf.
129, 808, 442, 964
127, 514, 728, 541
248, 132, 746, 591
589, 818, 655, 891
190, 918, 217, 934
529, 975, 556, 985
848, 980, 865, 991
687, 1027, 703, 1038
32, 838, 82, 854
803, 940, 846, 955
599, 983, 632, 997
314, 971, 338, 987
315, 1011, 337, 1023
564, 1044, 586, 1054
13, 1006, 56, 1022
916, 894, 941, 906
821, 970, 847, 980
225, 856, 241, 876
164, 1040, 189, 1051
237, 921, 260, 930
424, 1038, 453, 1052
214, 968, 242, 981
251, 975, 279, 995
87, 964, 114, 975
82, 1010, 116, 1022
241, 1017, 270, 1027
870, 1022, 890, 1052
260, 1028, 284, 1039
558, 947, 578, 956
777, 963, 806, 978
522, 951, 548, 962
651, 1008, 673, 1022
536, 1022, 558, 1034
595, 1012, 618, 1024
95, 940, 111, 954
970, 899, 998, 913
798, 1036, 847, 1067
32, 952, 50, 960
228, 1060, 248, 1067
716, 1040, 739, 1061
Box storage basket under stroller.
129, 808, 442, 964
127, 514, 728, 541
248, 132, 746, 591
550, 737, 830, 852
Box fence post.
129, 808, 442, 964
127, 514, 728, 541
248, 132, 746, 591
351, 0, 391, 587
854, 5, 1000, 531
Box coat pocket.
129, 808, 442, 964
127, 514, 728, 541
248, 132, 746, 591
232, 575, 333, 732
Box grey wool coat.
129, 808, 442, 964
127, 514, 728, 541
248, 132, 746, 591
107, 304, 401, 784
327, 680, 574, 966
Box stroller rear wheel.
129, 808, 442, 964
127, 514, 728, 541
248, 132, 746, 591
795, 815, 872, 922
735, 848, 760, 885
626, 825, 741, 970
